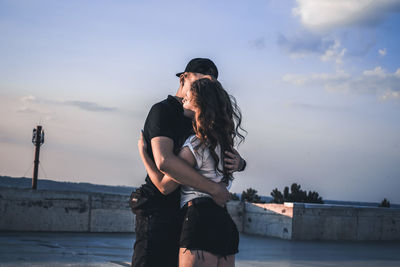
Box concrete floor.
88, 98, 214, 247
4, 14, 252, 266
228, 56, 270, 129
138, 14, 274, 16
0, 232, 400, 267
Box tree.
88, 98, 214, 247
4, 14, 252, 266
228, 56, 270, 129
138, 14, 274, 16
270, 182, 323, 204
283, 186, 289, 200
271, 188, 284, 204
229, 192, 239, 201
241, 188, 265, 203
379, 198, 390, 208
307, 190, 323, 203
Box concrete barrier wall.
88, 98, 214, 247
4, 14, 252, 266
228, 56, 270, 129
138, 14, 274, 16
226, 201, 244, 232
292, 203, 400, 241
1, 187, 400, 240
243, 202, 293, 240
241, 202, 400, 240
0, 187, 134, 232
0, 187, 243, 233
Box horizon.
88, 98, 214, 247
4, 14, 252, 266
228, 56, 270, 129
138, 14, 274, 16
1, 1, 400, 204
1, 175, 399, 206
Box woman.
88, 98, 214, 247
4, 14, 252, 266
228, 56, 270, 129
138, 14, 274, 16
138, 78, 245, 267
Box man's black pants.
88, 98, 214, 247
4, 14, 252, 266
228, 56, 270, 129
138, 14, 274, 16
131, 212, 182, 267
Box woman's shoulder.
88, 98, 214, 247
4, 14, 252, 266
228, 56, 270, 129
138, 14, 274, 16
184, 134, 202, 147
183, 135, 208, 156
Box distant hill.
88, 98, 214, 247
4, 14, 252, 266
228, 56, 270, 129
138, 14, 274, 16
1, 175, 398, 208
0, 176, 136, 196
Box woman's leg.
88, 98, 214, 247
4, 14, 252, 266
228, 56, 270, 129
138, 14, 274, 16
217, 254, 235, 267
179, 248, 218, 267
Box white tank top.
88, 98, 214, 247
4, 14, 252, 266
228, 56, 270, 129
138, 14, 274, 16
180, 135, 232, 208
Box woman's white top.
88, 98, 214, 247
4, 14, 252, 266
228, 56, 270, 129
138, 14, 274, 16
180, 134, 232, 208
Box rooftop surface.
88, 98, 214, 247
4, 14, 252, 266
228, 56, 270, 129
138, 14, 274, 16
1, 232, 400, 267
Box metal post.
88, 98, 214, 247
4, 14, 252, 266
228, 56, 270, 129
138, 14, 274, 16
32, 125, 43, 190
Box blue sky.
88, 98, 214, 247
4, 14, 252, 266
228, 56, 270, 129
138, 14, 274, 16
1, 0, 400, 203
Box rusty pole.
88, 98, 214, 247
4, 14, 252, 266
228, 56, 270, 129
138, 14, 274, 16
32, 125, 43, 190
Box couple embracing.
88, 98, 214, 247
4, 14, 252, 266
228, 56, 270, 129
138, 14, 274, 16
130, 58, 247, 267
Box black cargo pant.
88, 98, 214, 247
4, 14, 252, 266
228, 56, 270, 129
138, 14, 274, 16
131, 211, 182, 267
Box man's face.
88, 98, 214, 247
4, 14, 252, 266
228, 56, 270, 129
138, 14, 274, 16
181, 72, 211, 97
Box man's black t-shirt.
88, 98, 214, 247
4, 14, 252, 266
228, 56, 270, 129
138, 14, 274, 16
137, 95, 193, 214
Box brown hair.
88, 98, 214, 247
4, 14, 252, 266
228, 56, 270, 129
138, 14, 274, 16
190, 78, 246, 183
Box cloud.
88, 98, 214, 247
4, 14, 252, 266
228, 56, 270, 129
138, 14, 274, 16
379, 48, 387, 56
363, 66, 386, 77
293, 0, 400, 31
381, 90, 400, 100
278, 32, 333, 56
320, 39, 346, 65
17, 96, 54, 120
64, 100, 117, 112
20, 96, 117, 112
278, 33, 346, 64
283, 66, 400, 100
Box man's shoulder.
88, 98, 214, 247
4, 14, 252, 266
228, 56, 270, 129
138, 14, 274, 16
150, 97, 167, 109
149, 96, 176, 113
144, 96, 179, 131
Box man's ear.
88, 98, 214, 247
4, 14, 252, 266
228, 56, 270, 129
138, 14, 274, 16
203, 74, 213, 81
179, 73, 185, 86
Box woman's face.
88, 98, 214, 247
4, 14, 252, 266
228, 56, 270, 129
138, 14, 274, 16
182, 89, 196, 118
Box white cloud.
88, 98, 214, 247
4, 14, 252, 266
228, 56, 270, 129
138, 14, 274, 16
293, 0, 400, 31
320, 39, 346, 64
283, 67, 400, 100
363, 66, 386, 77
380, 90, 400, 100
19, 95, 117, 112
379, 48, 387, 56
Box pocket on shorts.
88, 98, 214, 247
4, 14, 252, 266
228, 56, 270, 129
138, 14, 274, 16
182, 206, 199, 228
180, 206, 200, 246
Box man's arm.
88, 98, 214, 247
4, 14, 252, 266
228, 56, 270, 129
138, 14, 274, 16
138, 133, 180, 195
151, 136, 229, 206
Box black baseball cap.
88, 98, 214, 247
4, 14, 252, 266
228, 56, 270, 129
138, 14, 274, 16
176, 58, 218, 79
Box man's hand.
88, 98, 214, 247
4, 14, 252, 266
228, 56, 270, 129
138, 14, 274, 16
210, 182, 230, 207
224, 148, 245, 173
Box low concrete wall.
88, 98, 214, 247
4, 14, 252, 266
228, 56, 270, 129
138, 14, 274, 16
292, 203, 400, 241
243, 202, 293, 240
1, 187, 400, 240
226, 201, 244, 232
0, 187, 243, 233
0, 187, 134, 232
241, 201, 400, 240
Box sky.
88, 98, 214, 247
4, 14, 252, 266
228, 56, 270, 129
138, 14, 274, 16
1, 0, 400, 203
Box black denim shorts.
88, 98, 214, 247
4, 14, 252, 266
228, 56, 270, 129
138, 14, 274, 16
179, 197, 239, 257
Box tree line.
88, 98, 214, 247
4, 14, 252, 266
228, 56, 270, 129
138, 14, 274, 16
231, 182, 390, 207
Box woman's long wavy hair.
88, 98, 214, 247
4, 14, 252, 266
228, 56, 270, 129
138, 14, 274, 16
189, 78, 246, 183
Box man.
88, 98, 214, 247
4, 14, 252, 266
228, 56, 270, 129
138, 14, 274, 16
130, 58, 246, 267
